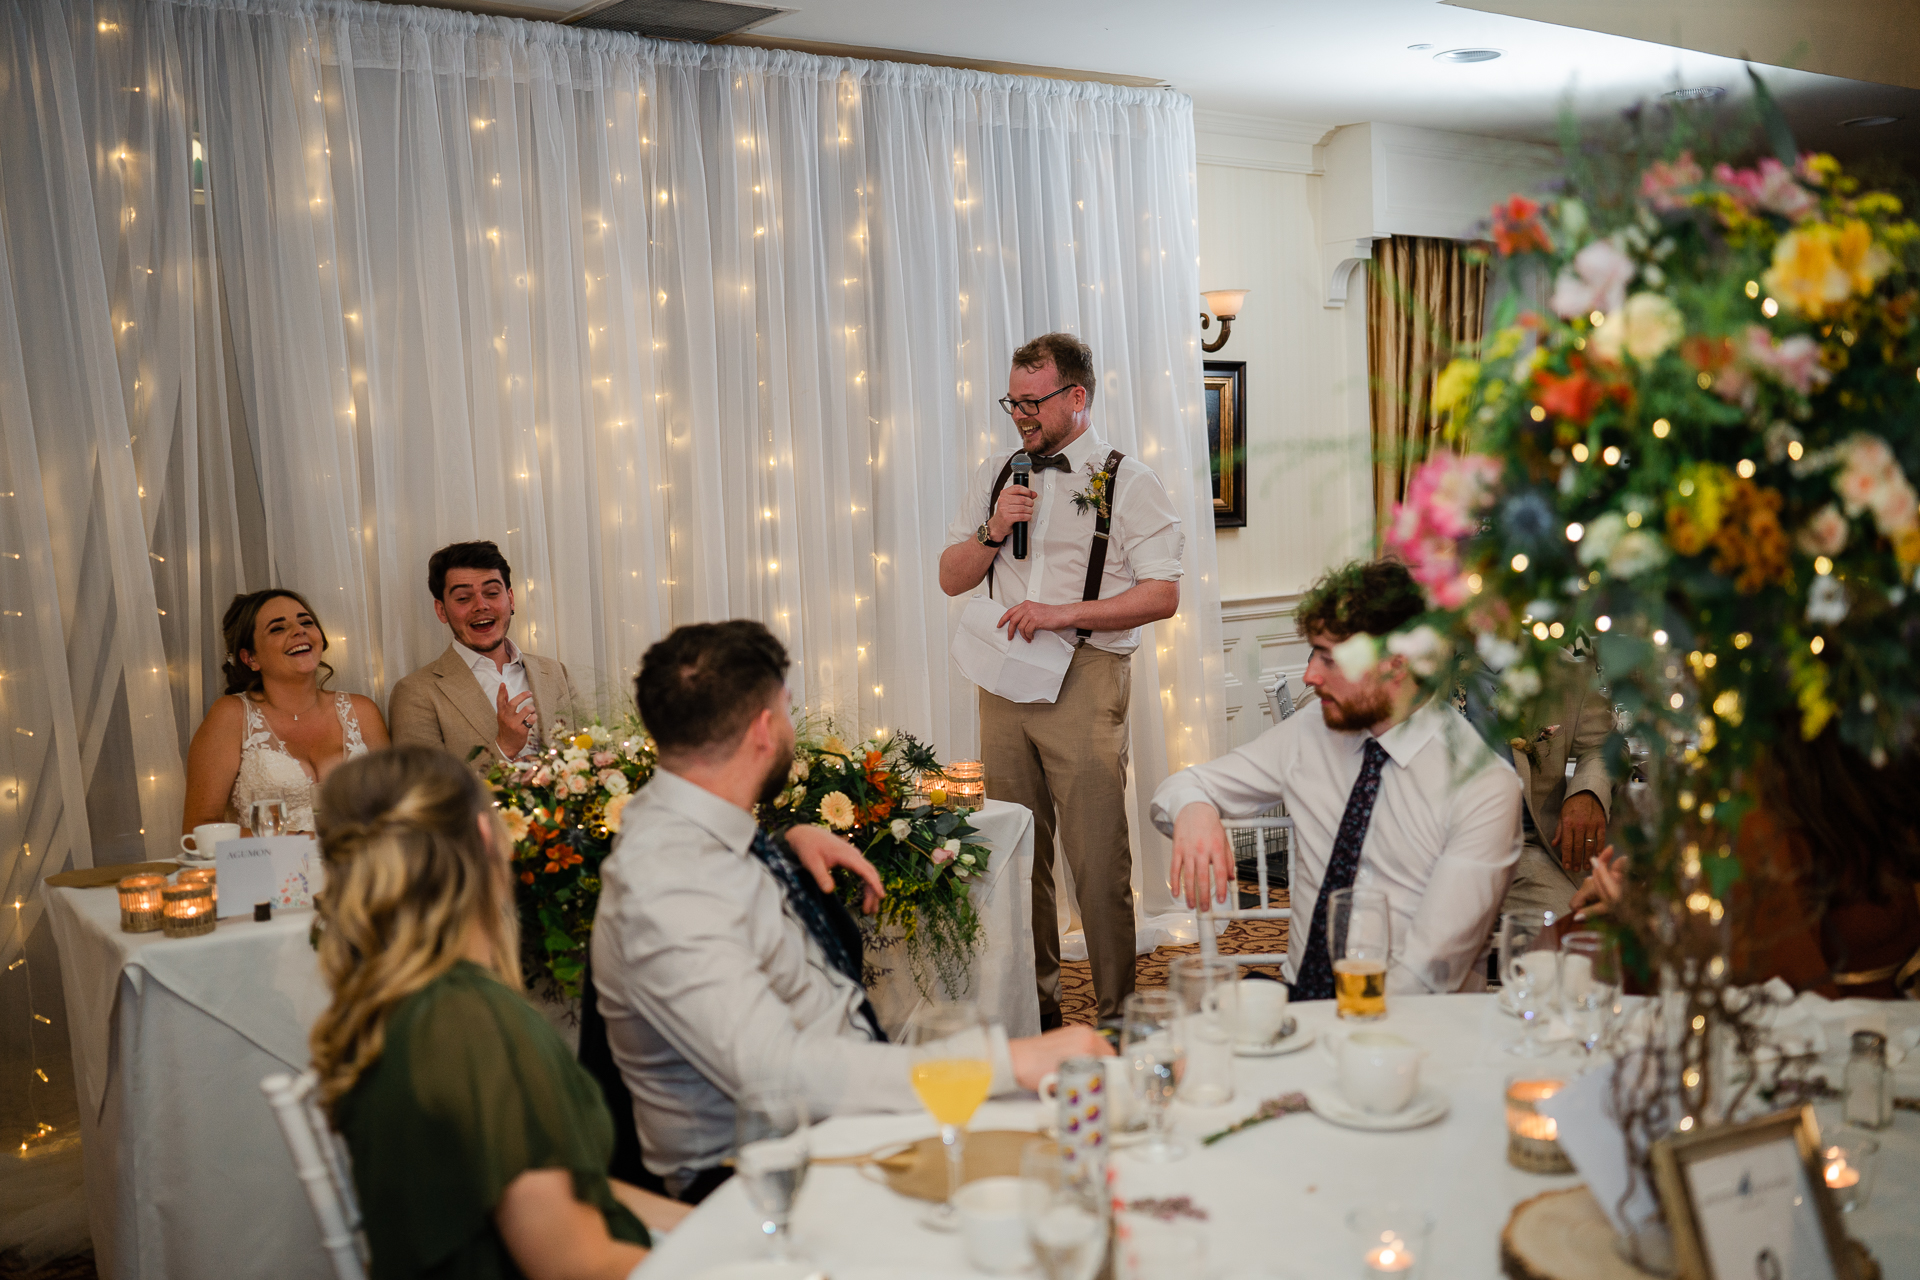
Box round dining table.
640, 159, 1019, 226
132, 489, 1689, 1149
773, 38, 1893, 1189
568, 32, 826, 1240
634, 992, 1919, 1279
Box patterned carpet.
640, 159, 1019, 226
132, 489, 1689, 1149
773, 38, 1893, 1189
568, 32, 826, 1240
1058, 885, 1290, 1025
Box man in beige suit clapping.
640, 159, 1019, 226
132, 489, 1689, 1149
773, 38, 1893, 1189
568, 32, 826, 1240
388, 541, 583, 769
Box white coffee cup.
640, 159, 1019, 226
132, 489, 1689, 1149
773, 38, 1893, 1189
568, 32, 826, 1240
1235, 978, 1291, 1045
179, 823, 241, 861
1332, 1030, 1424, 1114
1038, 1057, 1142, 1134
954, 1176, 1033, 1274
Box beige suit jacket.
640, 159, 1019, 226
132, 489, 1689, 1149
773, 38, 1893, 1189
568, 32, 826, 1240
1510, 649, 1615, 846
387, 644, 584, 770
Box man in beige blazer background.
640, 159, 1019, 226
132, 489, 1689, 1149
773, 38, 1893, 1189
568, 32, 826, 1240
388, 540, 584, 768
1501, 648, 1616, 919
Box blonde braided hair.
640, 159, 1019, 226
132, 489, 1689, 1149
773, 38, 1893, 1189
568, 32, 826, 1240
309, 747, 520, 1113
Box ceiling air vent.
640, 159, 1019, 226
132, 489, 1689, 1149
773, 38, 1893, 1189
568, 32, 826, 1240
571, 0, 785, 42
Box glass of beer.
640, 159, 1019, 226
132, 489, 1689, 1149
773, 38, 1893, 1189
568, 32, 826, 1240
904, 1000, 996, 1229
1328, 887, 1391, 1020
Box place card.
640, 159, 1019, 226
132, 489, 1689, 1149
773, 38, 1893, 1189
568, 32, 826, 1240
214, 835, 323, 919
1535, 1052, 1662, 1238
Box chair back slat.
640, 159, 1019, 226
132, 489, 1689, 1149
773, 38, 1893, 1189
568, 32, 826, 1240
1198, 815, 1294, 972
262, 1071, 370, 1280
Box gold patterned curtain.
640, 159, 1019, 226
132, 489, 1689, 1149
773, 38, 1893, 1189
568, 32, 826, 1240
1367, 236, 1490, 528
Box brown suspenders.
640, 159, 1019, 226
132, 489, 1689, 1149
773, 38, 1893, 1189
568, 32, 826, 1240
983, 449, 1126, 642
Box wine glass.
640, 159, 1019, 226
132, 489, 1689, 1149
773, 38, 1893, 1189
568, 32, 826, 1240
1559, 930, 1621, 1060
1020, 1139, 1106, 1280
1500, 910, 1560, 1057
903, 1000, 995, 1231
1119, 991, 1185, 1163
734, 1089, 811, 1261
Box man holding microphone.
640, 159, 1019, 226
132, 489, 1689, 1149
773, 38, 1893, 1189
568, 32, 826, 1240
938, 333, 1184, 1026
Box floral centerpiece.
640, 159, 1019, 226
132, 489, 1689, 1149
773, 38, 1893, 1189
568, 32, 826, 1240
484, 721, 657, 1000
764, 722, 993, 997
1368, 96, 1917, 1247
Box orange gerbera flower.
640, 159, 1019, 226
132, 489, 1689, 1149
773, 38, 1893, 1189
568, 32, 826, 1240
1530, 356, 1628, 425
1492, 196, 1554, 256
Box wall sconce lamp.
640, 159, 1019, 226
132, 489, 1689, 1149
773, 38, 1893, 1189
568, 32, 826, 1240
1200, 289, 1249, 353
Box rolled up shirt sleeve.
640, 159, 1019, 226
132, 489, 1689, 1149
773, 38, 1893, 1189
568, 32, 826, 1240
1113, 466, 1184, 582
1150, 722, 1294, 836
946, 455, 1001, 551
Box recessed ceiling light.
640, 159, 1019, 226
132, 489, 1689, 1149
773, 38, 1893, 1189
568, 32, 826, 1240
1434, 48, 1503, 63
1664, 86, 1726, 102
1841, 115, 1900, 127
1407, 43, 1433, 51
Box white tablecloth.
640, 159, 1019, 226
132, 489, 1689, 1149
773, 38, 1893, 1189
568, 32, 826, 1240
634, 993, 1920, 1280
867, 799, 1038, 1039
43, 884, 333, 1280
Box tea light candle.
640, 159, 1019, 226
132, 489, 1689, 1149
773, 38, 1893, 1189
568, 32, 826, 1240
177, 865, 217, 904
1823, 1150, 1859, 1190
943, 760, 985, 806
118, 874, 167, 933
1506, 1078, 1573, 1174
1364, 1236, 1416, 1273
161, 882, 216, 938
1820, 1134, 1877, 1213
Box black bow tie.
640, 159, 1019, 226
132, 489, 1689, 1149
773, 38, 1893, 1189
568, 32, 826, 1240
1028, 453, 1073, 472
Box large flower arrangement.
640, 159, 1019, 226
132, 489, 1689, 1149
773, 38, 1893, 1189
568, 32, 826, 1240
484, 721, 657, 1000
1374, 106, 1918, 1153
764, 723, 992, 997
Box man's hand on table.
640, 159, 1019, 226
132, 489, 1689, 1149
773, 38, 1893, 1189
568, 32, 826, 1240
1009, 1026, 1113, 1090
785, 825, 885, 915
1169, 802, 1233, 910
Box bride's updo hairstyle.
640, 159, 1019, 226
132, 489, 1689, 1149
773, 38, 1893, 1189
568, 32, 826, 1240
308, 747, 519, 1111
219, 588, 335, 696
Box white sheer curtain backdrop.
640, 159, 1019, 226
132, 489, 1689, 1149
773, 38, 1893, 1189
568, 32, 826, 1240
0, 0, 1225, 1196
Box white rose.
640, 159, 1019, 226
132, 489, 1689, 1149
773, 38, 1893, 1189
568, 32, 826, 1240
889, 818, 912, 841
1805, 575, 1849, 626
944, 838, 961, 852
1502, 666, 1543, 701
1606, 530, 1668, 579
1384, 625, 1448, 678
600, 770, 630, 795
1576, 512, 1628, 567
1591, 292, 1684, 363
1476, 632, 1521, 672
1330, 632, 1380, 681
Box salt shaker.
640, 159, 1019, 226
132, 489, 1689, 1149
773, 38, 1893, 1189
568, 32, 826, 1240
1842, 1030, 1892, 1130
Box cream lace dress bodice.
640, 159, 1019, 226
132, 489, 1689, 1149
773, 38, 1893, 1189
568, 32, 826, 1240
226, 692, 369, 834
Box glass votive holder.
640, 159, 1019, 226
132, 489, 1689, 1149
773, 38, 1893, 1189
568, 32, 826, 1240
1348, 1206, 1433, 1278
1821, 1132, 1878, 1213
176, 865, 218, 904
118, 874, 167, 933
161, 882, 216, 938
1505, 1076, 1573, 1174
944, 760, 985, 808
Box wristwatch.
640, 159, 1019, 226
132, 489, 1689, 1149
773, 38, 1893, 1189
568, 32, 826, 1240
975, 521, 1005, 548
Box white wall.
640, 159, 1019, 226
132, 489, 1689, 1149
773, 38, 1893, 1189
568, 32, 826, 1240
1195, 115, 1560, 750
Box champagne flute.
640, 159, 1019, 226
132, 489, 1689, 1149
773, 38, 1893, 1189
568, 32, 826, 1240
1021, 1139, 1106, 1280
1559, 930, 1621, 1060
1500, 910, 1560, 1057
904, 1000, 995, 1231
734, 1089, 811, 1261
1120, 991, 1185, 1163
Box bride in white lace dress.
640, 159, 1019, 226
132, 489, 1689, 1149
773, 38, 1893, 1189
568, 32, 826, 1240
184, 590, 391, 835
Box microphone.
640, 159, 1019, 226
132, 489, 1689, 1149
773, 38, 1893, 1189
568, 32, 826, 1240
1010, 452, 1032, 560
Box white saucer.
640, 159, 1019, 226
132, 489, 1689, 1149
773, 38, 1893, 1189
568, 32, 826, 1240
1304, 1084, 1450, 1131
1235, 1024, 1316, 1057
690, 1263, 830, 1280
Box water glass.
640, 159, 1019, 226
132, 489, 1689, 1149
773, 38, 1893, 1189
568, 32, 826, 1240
1119, 991, 1185, 1163
1168, 955, 1237, 1106
1020, 1140, 1106, 1280
734, 1090, 810, 1261
1500, 910, 1559, 1057
1329, 887, 1391, 1020
903, 1000, 994, 1230
250, 799, 287, 838
1558, 931, 1620, 1059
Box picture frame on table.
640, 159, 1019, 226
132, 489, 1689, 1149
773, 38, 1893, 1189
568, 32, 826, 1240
1203, 359, 1247, 528
1650, 1106, 1867, 1280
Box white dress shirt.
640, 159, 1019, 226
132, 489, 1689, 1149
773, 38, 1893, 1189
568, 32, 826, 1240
943, 429, 1184, 655
1151, 698, 1523, 995
592, 769, 1017, 1186
451, 637, 535, 757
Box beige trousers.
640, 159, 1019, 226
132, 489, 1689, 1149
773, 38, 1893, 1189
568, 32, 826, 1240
980, 645, 1135, 1024
1501, 837, 1579, 921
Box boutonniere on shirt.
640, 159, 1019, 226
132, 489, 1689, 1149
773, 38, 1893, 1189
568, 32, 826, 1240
1507, 724, 1561, 761
1068, 461, 1111, 518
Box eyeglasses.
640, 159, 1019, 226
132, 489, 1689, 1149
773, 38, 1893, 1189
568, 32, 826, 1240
996, 384, 1078, 417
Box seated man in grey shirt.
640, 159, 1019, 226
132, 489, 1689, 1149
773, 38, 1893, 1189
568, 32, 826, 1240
593, 619, 1108, 1200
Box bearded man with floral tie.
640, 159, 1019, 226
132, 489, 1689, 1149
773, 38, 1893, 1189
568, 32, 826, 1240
1154, 560, 1523, 998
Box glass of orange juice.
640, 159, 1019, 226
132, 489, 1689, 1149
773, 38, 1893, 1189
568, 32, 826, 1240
904, 999, 994, 1230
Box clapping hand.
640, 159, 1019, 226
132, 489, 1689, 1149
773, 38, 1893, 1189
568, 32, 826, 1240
495, 685, 537, 757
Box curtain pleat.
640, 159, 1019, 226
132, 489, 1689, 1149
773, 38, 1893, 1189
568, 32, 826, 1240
1366, 234, 1489, 525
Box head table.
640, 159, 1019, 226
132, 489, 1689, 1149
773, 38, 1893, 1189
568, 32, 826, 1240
634, 993, 1919, 1280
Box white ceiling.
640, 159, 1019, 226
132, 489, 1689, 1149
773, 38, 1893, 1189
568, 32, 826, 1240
456, 0, 1920, 157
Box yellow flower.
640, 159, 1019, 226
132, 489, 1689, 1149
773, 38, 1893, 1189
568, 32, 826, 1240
821, 735, 848, 758
1487, 326, 1526, 360
573, 731, 594, 750
819, 791, 856, 829
1430, 358, 1480, 416
603, 793, 631, 833
500, 808, 530, 842
1665, 463, 1735, 555
1896, 526, 1920, 569
1591, 292, 1684, 363
1832, 218, 1893, 294
1763, 220, 1891, 317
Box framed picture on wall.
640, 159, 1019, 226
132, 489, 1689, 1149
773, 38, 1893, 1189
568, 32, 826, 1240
1204, 360, 1247, 528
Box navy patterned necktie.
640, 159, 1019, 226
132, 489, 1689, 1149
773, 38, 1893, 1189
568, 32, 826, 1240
1291, 737, 1390, 1001
746, 829, 887, 1041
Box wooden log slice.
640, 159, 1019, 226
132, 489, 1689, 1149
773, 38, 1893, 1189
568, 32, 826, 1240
1501, 1187, 1664, 1280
